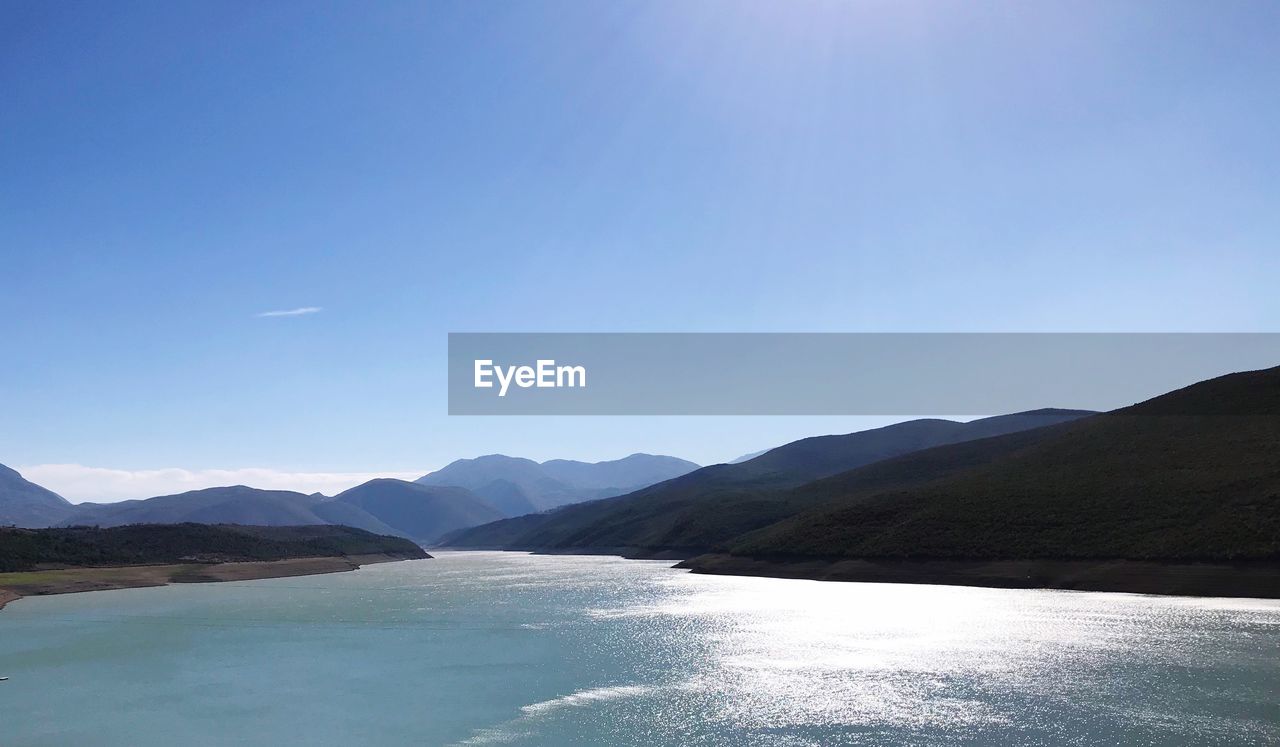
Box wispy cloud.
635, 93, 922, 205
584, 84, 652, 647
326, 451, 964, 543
255, 306, 322, 318
16, 464, 427, 503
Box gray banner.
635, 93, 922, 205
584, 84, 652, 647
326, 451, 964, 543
448, 333, 1280, 415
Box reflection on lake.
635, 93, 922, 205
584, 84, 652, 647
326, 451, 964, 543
2, 551, 1277, 746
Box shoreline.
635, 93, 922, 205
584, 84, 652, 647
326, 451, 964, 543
675, 554, 1280, 599
444, 546, 1280, 599
437, 545, 697, 561
448, 547, 1280, 601
0, 553, 422, 612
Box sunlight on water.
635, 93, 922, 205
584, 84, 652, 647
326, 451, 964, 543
1, 551, 1277, 746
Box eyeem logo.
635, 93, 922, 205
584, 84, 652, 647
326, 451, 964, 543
474, 359, 587, 397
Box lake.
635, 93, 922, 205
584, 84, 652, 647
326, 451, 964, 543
1, 551, 1277, 746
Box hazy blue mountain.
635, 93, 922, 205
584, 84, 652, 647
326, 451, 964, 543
469, 479, 541, 517
442, 409, 1095, 552
297, 501, 405, 537
333, 479, 504, 542
58, 478, 505, 543
417, 456, 574, 512
728, 450, 769, 464
417, 453, 700, 514
0, 464, 74, 528
61, 486, 364, 529
539, 454, 701, 491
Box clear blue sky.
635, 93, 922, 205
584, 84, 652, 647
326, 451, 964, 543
2, 1, 1278, 498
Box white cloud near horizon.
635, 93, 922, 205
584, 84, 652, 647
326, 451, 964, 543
16, 464, 427, 504
255, 306, 322, 318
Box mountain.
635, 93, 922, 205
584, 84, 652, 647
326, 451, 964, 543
59, 480, 508, 544
62, 486, 398, 535
441, 409, 1094, 552
0, 464, 74, 527
469, 479, 542, 517
309, 501, 406, 537
717, 365, 1280, 564
417, 453, 700, 514
417, 455, 576, 513
539, 454, 701, 491
332, 479, 503, 542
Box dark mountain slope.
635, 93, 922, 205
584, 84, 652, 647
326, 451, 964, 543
333, 479, 503, 542
0, 464, 74, 528
441, 409, 1093, 552
0, 523, 426, 573
722, 365, 1280, 563
713, 411, 1086, 485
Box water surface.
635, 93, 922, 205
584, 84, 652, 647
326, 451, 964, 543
1, 551, 1277, 745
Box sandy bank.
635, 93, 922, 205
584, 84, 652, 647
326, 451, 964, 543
0, 553, 423, 611
677, 554, 1280, 599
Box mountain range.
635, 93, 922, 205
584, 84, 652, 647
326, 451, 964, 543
415, 453, 700, 514
441, 365, 1280, 596
440, 409, 1094, 552
718, 365, 1280, 563
0, 453, 700, 544
330, 479, 504, 541
6, 364, 1279, 597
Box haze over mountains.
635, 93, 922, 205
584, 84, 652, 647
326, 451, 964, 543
331, 480, 504, 542
415, 453, 700, 515
0, 454, 701, 544
52, 480, 506, 544
61, 486, 391, 534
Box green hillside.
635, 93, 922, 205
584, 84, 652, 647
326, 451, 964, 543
0, 523, 428, 573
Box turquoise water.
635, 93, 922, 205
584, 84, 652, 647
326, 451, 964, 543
1, 551, 1277, 746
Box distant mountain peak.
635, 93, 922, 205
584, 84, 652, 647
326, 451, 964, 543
416, 452, 700, 514
0, 462, 74, 528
